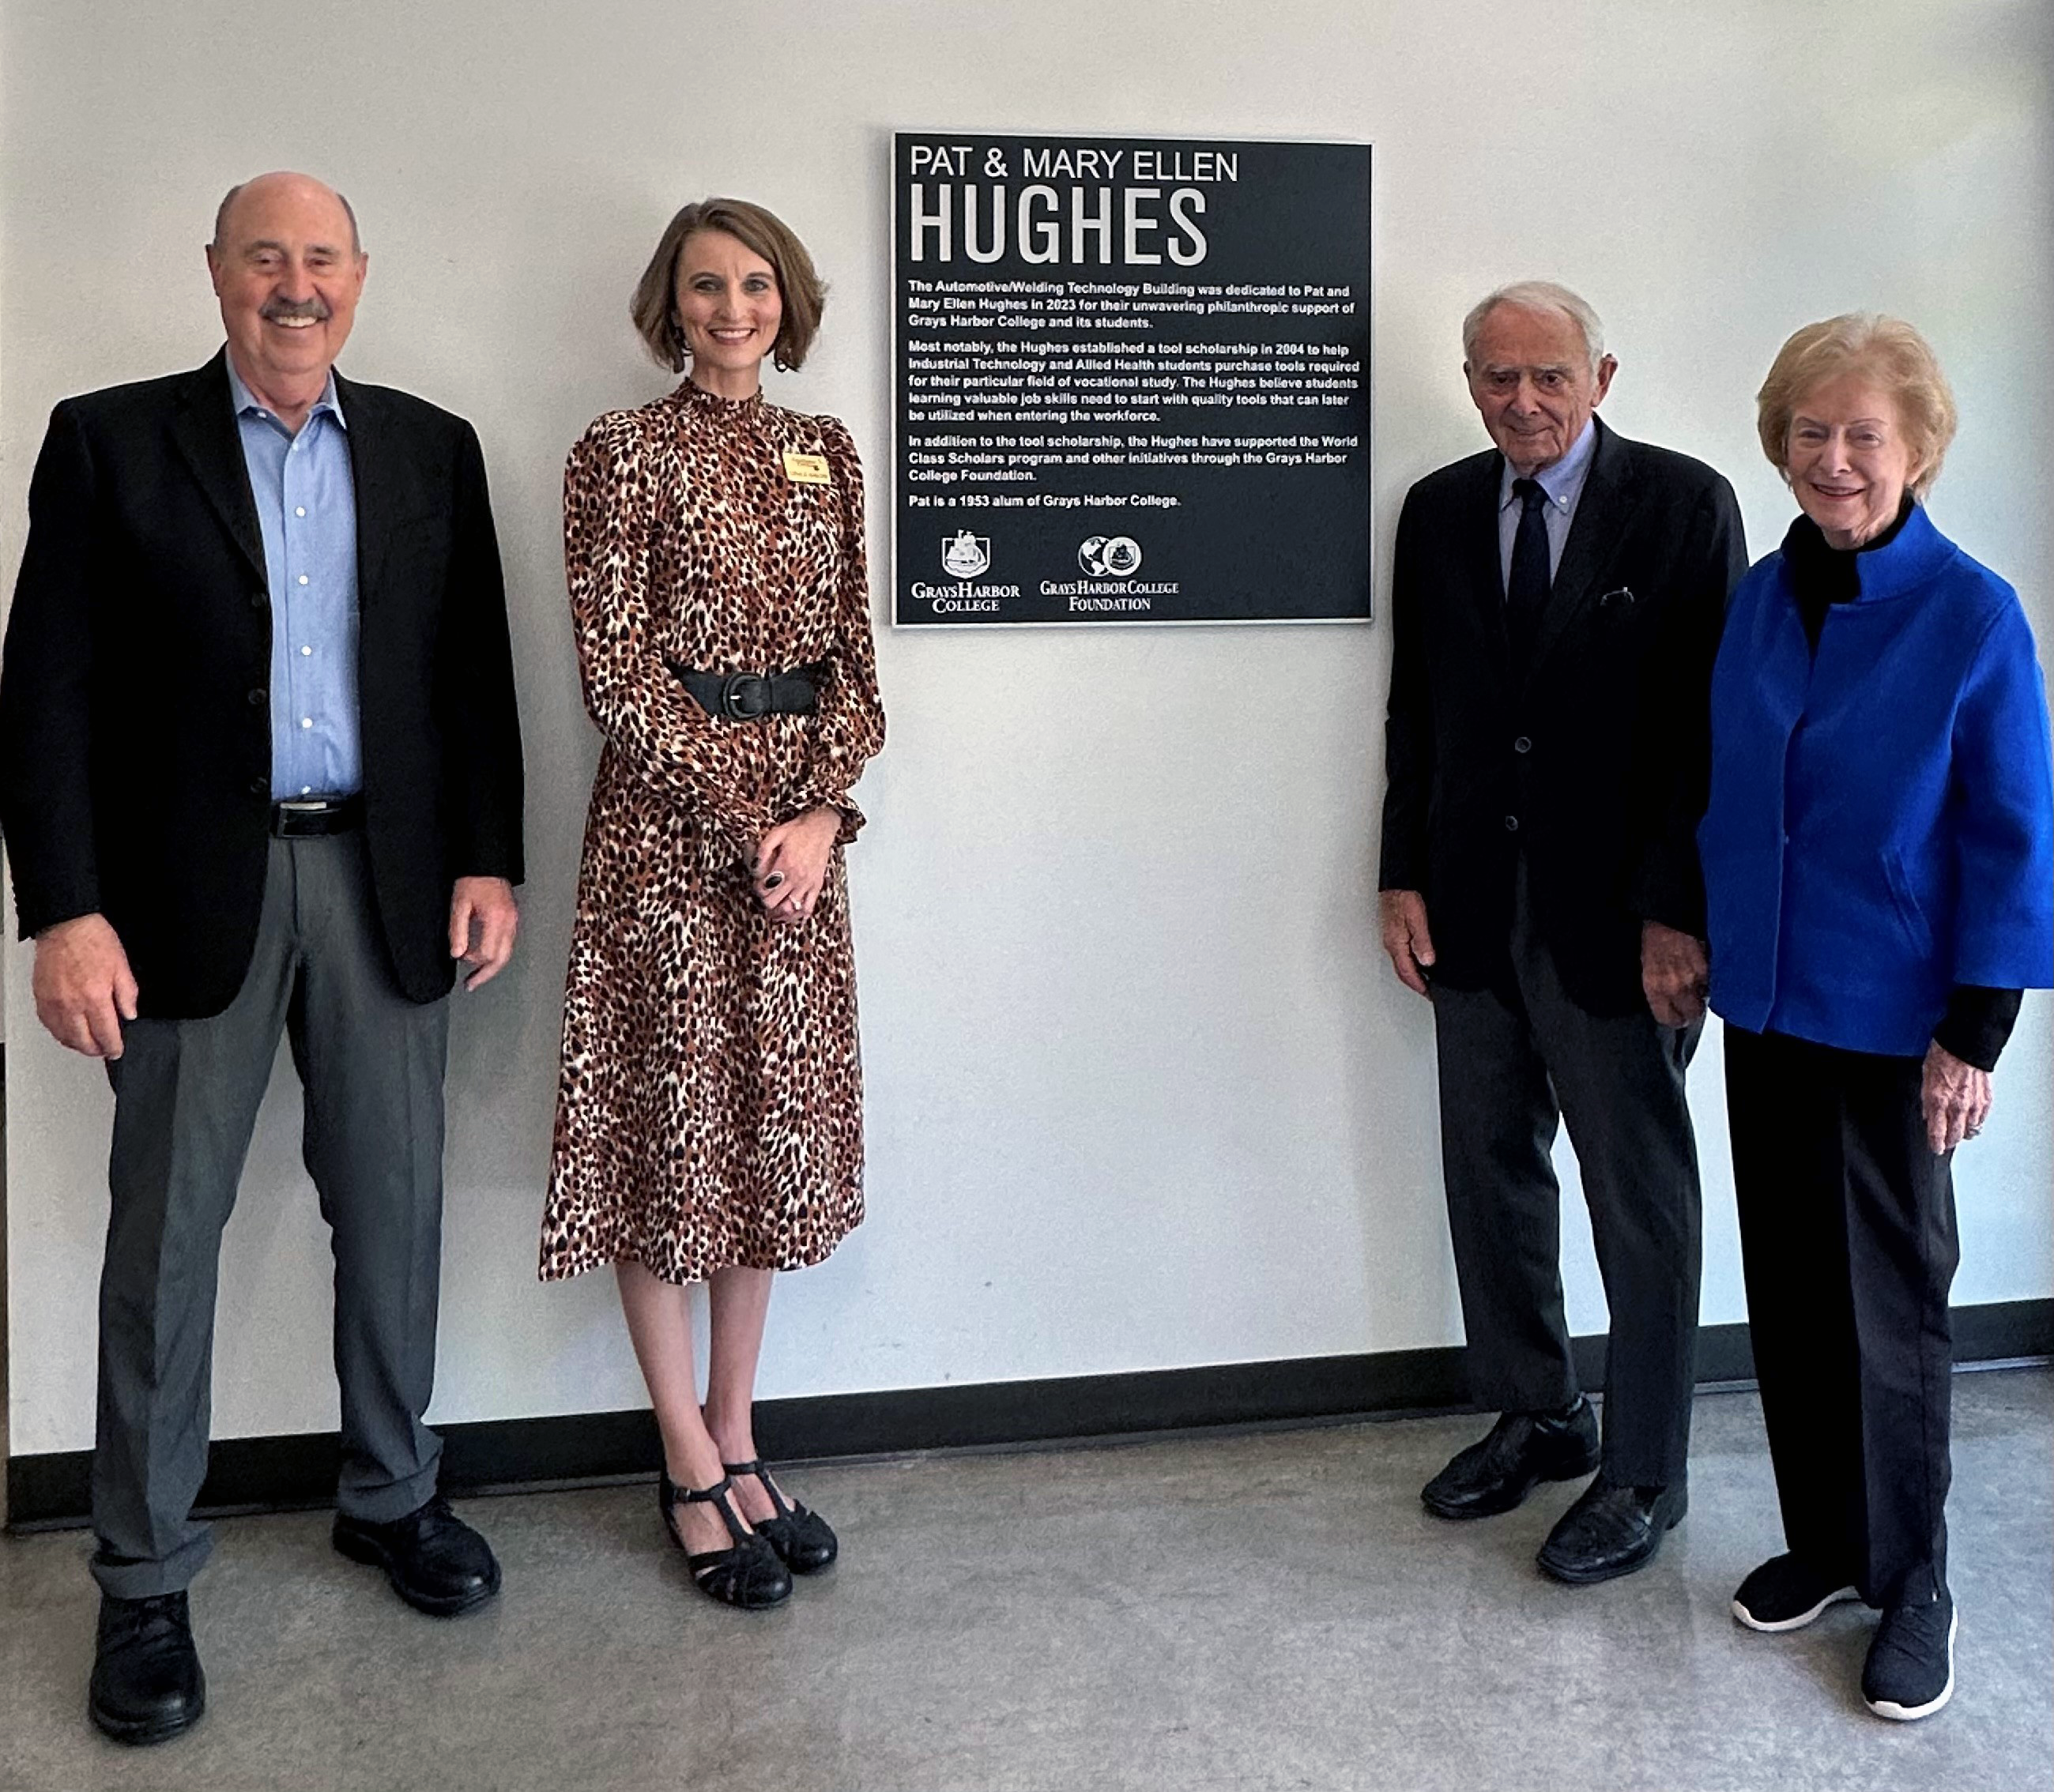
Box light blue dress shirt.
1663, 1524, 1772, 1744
1496, 416, 1599, 591
226, 358, 363, 799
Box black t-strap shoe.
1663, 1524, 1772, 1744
723, 1459, 840, 1574
658, 1474, 792, 1609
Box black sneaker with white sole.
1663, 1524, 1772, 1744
1861, 1589, 1957, 1722
1732, 1553, 1862, 1632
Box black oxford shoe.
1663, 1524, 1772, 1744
1421, 1398, 1601, 1519
89, 1590, 205, 1746
1537, 1478, 1687, 1584
334, 1493, 502, 1617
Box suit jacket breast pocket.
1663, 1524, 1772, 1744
1587, 585, 1654, 675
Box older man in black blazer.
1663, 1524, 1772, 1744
1378, 281, 1744, 1585
0, 171, 524, 1745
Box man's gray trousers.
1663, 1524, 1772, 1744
91, 832, 449, 1599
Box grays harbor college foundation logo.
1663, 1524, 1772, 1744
1077, 536, 1143, 578
941, 530, 991, 579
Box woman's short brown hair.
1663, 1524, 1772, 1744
1755, 313, 1958, 499
630, 198, 827, 375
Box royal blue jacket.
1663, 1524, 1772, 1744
1700, 503, 2053, 1056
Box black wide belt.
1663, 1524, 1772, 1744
669, 660, 826, 721
271, 794, 364, 838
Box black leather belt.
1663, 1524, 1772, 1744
271, 795, 364, 838
669, 661, 826, 721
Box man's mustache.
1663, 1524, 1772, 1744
260, 298, 331, 322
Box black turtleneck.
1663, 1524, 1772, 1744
1780, 495, 1912, 653
1779, 497, 2020, 1072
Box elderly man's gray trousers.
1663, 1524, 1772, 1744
1429, 867, 1703, 1490
91, 833, 450, 1600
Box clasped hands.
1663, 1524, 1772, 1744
753, 808, 841, 927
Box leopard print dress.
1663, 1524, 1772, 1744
540, 381, 884, 1285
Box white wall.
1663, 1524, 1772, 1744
5, 0, 2050, 1458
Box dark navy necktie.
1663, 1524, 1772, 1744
1507, 476, 1551, 675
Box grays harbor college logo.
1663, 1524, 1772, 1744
941, 530, 991, 579
1077, 536, 1143, 578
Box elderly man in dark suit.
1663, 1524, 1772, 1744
0, 171, 524, 1745
1378, 281, 1745, 1585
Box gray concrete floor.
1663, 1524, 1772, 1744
2, 1370, 2048, 1792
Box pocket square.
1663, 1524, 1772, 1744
1598, 586, 1637, 608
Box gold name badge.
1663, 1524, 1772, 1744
782, 450, 831, 485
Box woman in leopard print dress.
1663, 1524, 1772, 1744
541, 199, 884, 1608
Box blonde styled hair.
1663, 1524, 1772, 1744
1756, 313, 1958, 497
630, 198, 827, 374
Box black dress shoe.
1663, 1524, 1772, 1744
1421, 1398, 1601, 1519
723, 1459, 839, 1575
334, 1493, 502, 1617
1536, 1478, 1687, 1584
89, 1591, 205, 1746
659, 1474, 793, 1610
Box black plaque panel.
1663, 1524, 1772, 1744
892, 133, 1372, 627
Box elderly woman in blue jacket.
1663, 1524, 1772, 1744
1700, 313, 2053, 1723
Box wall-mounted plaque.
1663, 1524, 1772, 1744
891, 132, 1371, 627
